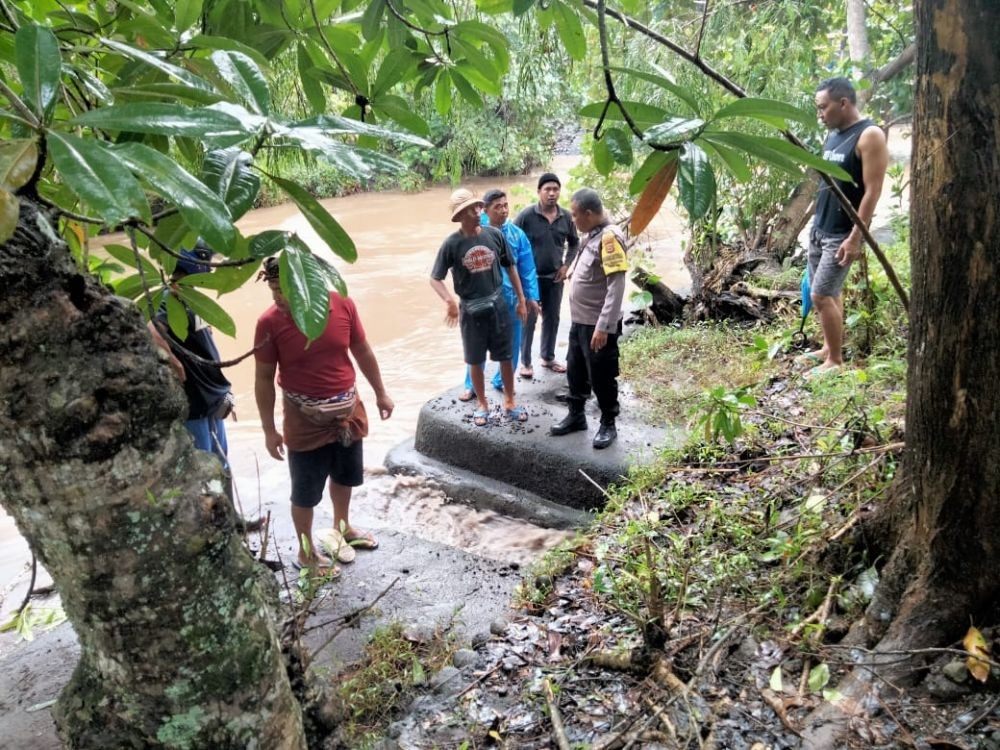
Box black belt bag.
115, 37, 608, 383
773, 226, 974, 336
460, 288, 502, 318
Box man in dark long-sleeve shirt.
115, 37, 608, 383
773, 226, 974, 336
514, 172, 579, 377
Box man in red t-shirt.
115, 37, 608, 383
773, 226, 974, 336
254, 257, 394, 577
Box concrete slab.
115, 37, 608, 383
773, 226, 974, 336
409, 373, 680, 510
385, 437, 591, 529
302, 528, 521, 674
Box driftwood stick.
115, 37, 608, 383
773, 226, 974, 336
544, 677, 572, 750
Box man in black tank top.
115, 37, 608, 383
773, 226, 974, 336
800, 77, 889, 376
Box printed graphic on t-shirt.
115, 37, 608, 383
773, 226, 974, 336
463, 245, 496, 274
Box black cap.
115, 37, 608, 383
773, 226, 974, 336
537, 172, 561, 189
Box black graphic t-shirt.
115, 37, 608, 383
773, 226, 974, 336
814, 118, 874, 234
431, 226, 512, 301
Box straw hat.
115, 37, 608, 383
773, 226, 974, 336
449, 188, 484, 222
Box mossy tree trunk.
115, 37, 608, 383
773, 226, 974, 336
0, 201, 306, 749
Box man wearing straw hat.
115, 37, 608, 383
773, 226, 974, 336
430, 188, 529, 427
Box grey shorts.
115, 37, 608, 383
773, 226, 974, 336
808, 229, 852, 297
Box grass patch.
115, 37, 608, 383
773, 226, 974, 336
621, 322, 782, 426
333, 622, 456, 747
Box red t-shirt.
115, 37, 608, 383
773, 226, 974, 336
254, 292, 366, 398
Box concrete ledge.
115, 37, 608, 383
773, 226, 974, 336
408, 374, 679, 511
385, 437, 591, 529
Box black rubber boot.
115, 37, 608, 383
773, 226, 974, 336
550, 412, 588, 436
592, 422, 617, 449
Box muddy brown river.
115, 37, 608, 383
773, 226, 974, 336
0, 157, 690, 592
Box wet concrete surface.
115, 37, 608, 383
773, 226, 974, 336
405, 374, 682, 511
385, 437, 591, 529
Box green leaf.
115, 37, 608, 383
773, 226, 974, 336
188, 34, 271, 70
452, 59, 500, 98
552, 0, 586, 61
71, 103, 249, 141
512, 0, 535, 16
453, 20, 510, 71
450, 69, 483, 108
629, 150, 672, 196
211, 50, 270, 115
201, 148, 260, 222
608, 65, 701, 114
294, 113, 432, 147
279, 242, 331, 341
579, 100, 669, 129
15, 24, 62, 124
372, 94, 430, 137
175, 286, 236, 337
677, 143, 715, 221
174, 0, 203, 31
698, 139, 751, 182
111, 82, 223, 106
592, 138, 612, 176
99, 36, 214, 91
808, 663, 831, 693
372, 49, 417, 98
644, 116, 705, 145
312, 253, 347, 297
164, 292, 190, 340
0, 189, 18, 244
249, 229, 294, 259
270, 175, 357, 263
111, 142, 234, 250
434, 70, 452, 117
603, 127, 633, 166
711, 97, 813, 129
361, 0, 386, 41
450, 38, 501, 94
114, 274, 162, 302
701, 131, 852, 181
0, 139, 38, 192
297, 44, 327, 113
47, 132, 150, 226
280, 126, 403, 179
103, 243, 159, 277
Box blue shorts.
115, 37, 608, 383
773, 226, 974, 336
288, 440, 364, 508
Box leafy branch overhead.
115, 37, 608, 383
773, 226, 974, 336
1, 0, 909, 339
0, 8, 433, 341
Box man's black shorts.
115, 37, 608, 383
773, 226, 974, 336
288, 439, 364, 508
460, 297, 513, 365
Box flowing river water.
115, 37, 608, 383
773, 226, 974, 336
0, 156, 690, 596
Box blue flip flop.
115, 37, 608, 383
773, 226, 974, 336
472, 409, 489, 427
504, 406, 528, 422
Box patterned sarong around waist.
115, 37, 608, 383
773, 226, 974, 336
281, 387, 369, 452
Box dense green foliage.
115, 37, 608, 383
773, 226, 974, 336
0, 0, 913, 341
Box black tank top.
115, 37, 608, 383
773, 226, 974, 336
814, 118, 874, 234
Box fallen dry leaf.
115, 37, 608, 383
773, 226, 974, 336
963, 625, 991, 683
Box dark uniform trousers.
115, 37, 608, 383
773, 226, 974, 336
565, 319, 622, 425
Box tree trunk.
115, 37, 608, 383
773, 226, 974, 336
802, 2, 999, 745
877, 0, 1000, 661
0, 201, 307, 749
845, 0, 871, 64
